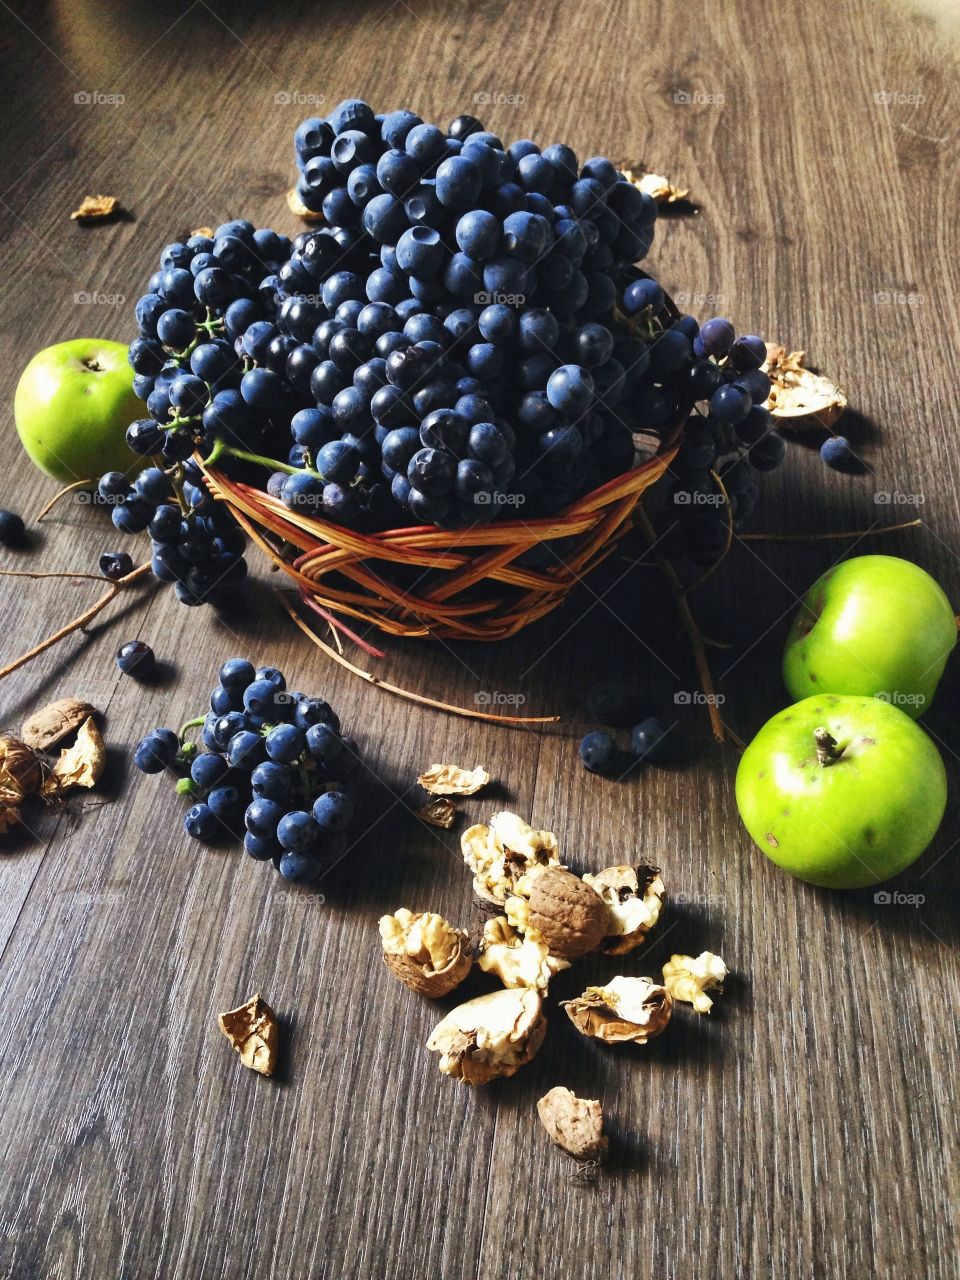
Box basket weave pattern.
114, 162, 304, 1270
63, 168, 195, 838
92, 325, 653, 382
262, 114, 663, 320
202, 442, 677, 641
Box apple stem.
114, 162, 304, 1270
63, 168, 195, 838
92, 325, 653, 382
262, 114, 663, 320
814, 727, 844, 766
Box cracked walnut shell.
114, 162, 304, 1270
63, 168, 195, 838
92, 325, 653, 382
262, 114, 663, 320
218, 993, 279, 1076
582, 865, 664, 955
563, 976, 672, 1044
663, 952, 728, 1013
427, 988, 546, 1085
537, 1087, 608, 1163
461, 811, 562, 905
477, 916, 569, 992
379, 908, 472, 997
762, 343, 847, 428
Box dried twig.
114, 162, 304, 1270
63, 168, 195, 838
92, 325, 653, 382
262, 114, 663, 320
34, 479, 93, 523
741, 518, 921, 542
278, 594, 560, 726
0, 563, 152, 680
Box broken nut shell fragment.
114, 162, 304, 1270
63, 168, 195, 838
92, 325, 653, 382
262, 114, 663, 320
218, 993, 279, 1076
41, 717, 105, 795
537, 1086, 608, 1163
427, 988, 546, 1085
417, 763, 490, 796
379, 908, 472, 997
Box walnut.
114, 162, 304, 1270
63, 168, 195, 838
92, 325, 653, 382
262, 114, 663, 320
763, 343, 847, 428
476, 916, 569, 992
417, 763, 490, 795
583, 865, 664, 954
563, 976, 672, 1044
379, 908, 472, 997
461, 811, 562, 905
218, 994, 279, 1076
41, 717, 105, 795
21, 699, 98, 751
427, 988, 546, 1085
415, 797, 458, 828
537, 1087, 608, 1163
663, 952, 728, 1013
520, 866, 610, 958
70, 194, 119, 220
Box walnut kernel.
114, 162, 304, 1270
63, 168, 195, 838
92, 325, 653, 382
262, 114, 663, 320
476, 916, 569, 992
663, 952, 728, 1013
461, 810, 562, 905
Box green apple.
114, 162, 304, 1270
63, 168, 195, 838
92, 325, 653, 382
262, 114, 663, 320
736, 693, 946, 889
14, 339, 143, 483
783, 555, 956, 718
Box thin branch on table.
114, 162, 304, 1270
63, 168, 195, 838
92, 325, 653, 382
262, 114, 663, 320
277, 594, 561, 727
0, 569, 115, 583
34, 479, 93, 522
635, 504, 726, 744
0, 563, 152, 681
741, 518, 921, 542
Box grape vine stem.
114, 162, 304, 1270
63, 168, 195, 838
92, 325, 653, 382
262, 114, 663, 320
0, 562, 152, 681
33, 478, 93, 522
636, 504, 726, 744
277, 593, 561, 727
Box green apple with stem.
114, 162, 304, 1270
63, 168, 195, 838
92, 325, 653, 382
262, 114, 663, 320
783, 555, 956, 718
14, 339, 143, 483
736, 693, 947, 889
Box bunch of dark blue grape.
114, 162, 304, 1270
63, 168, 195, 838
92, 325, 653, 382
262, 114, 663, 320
134, 658, 360, 884
126, 221, 298, 463
650, 318, 783, 564
96, 460, 246, 606
269, 99, 786, 540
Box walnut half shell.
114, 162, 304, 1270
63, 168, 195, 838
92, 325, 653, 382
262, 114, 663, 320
379, 908, 472, 997
427, 988, 546, 1084
563, 976, 672, 1044
522, 866, 610, 958
582, 865, 664, 954
22, 699, 97, 751
537, 1087, 608, 1163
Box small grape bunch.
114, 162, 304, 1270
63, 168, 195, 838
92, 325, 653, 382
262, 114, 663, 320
96, 460, 246, 607
134, 658, 361, 883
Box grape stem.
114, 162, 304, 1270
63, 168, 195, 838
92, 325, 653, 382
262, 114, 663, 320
636, 503, 727, 745
179, 716, 206, 738
814, 727, 843, 766
0, 562, 153, 681
204, 439, 323, 482
33, 478, 94, 523
278, 594, 561, 727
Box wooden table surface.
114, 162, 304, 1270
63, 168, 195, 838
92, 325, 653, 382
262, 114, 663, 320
1, 2, 958, 1277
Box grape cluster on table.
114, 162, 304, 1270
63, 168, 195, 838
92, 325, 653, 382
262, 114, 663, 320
99, 98, 786, 605
134, 658, 360, 883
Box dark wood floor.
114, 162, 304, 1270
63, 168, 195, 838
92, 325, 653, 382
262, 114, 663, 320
1, 1, 958, 1277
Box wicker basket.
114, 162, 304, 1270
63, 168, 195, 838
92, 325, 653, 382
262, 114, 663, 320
201, 433, 679, 641
202, 272, 684, 642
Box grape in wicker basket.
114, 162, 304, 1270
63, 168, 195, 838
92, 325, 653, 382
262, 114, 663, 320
134, 659, 360, 884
